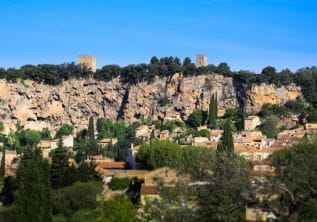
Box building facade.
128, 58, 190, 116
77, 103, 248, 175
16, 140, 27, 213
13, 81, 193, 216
78, 55, 96, 72
196, 54, 208, 67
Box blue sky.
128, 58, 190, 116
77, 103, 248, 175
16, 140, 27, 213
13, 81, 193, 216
0, 0, 316, 72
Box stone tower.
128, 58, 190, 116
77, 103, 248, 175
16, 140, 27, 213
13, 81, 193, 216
78, 55, 96, 72
196, 54, 208, 68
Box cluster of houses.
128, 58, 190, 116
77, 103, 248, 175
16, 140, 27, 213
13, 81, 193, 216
1, 116, 317, 221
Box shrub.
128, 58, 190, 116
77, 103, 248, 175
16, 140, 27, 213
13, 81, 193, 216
158, 96, 171, 107
52, 181, 103, 216
56, 124, 73, 137
108, 177, 131, 191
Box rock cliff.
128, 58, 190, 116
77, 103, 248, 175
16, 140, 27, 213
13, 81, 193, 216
0, 74, 302, 134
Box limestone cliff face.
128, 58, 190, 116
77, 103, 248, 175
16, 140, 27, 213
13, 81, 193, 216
0, 74, 302, 134
245, 83, 302, 113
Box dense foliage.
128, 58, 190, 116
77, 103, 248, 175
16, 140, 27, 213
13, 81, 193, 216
56, 124, 74, 138
108, 177, 131, 191
208, 93, 218, 129
15, 147, 52, 222
268, 141, 317, 221
217, 120, 234, 156
136, 140, 216, 179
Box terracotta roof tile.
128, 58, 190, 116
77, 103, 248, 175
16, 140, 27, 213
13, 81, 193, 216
141, 186, 158, 195
96, 161, 126, 169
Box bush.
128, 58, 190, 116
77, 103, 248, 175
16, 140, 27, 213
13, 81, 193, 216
19, 129, 41, 146
108, 178, 131, 191
40, 127, 52, 140
56, 124, 73, 137
158, 96, 171, 107
186, 109, 207, 128
52, 181, 103, 216
194, 129, 210, 137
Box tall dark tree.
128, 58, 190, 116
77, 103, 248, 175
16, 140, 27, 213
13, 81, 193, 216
0, 146, 5, 177
50, 138, 70, 189
217, 120, 234, 157
208, 94, 217, 129
16, 147, 52, 222
268, 141, 317, 221
86, 116, 100, 157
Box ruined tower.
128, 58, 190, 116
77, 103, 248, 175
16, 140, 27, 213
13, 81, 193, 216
196, 54, 208, 68
78, 55, 96, 72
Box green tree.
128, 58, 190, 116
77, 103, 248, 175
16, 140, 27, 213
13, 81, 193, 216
0, 121, 4, 133
40, 127, 52, 140
217, 120, 234, 157
0, 176, 17, 206
216, 62, 231, 75
143, 154, 254, 221
52, 181, 102, 217
268, 141, 317, 221
186, 109, 206, 128
102, 196, 137, 222
50, 139, 70, 189
19, 129, 41, 146
261, 115, 280, 138
15, 147, 52, 222
86, 117, 100, 157
136, 140, 182, 169
208, 94, 218, 129
56, 124, 73, 137
307, 109, 317, 123
108, 177, 131, 191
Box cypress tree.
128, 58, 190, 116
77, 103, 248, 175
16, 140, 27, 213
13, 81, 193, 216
50, 138, 69, 189
208, 94, 218, 129
241, 107, 245, 131
86, 116, 100, 157
88, 116, 95, 140
217, 120, 234, 157
0, 147, 5, 177
16, 147, 52, 222
215, 92, 218, 120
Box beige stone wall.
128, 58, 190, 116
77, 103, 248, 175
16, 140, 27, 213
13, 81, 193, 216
78, 55, 96, 72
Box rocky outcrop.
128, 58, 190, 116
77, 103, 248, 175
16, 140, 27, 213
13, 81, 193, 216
0, 74, 302, 134
245, 83, 302, 113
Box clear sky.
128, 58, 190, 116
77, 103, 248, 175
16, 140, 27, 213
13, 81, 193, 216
0, 0, 316, 72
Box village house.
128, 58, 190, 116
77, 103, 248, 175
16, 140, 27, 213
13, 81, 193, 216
38, 135, 74, 158
135, 125, 155, 140
140, 167, 181, 205
246, 207, 276, 222
0, 150, 19, 176
158, 130, 171, 140
210, 130, 223, 142
192, 137, 210, 146
235, 144, 282, 161
251, 160, 275, 177
98, 138, 118, 148
273, 128, 305, 147
234, 131, 275, 149
244, 116, 261, 131
305, 123, 317, 131
282, 116, 299, 129
164, 113, 181, 122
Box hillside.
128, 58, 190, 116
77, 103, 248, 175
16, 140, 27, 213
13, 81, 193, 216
0, 73, 301, 134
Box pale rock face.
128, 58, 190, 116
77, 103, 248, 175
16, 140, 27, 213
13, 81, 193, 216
0, 74, 302, 134
246, 83, 302, 113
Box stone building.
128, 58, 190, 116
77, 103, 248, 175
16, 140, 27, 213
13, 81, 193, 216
244, 116, 261, 131
78, 55, 96, 72
196, 54, 208, 67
